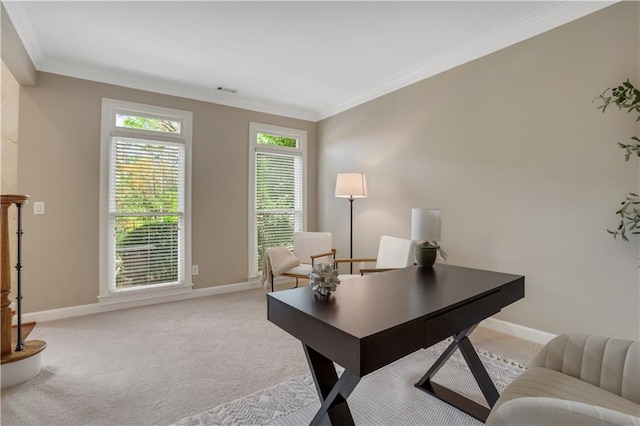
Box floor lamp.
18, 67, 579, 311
335, 173, 368, 273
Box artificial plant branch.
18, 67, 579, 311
608, 193, 640, 241
595, 79, 640, 241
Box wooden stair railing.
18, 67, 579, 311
1, 194, 46, 370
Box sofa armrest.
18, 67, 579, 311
486, 397, 640, 426
530, 333, 639, 403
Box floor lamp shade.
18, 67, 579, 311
335, 173, 367, 273
411, 209, 441, 268
335, 173, 368, 199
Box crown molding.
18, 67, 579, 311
3, 1, 318, 121
316, 1, 618, 121
3, 0, 617, 123
40, 59, 319, 121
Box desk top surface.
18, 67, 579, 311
267, 264, 524, 339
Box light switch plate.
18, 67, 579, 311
33, 202, 45, 215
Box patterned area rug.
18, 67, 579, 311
174, 340, 525, 426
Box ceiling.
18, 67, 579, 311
3, 1, 615, 122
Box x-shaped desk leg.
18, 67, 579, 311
415, 324, 500, 422
304, 344, 361, 426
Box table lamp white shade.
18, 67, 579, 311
335, 173, 368, 199
411, 208, 441, 242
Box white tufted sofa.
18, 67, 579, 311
486, 333, 640, 425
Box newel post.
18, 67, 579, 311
1, 194, 28, 356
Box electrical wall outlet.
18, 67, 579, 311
359, 262, 365, 269
191, 265, 199, 276
33, 202, 45, 215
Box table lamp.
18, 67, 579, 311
335, 173, 367, 273
411, 208, 448, 268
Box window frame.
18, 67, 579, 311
248, 122, 307, 282
99, 98, 193, 304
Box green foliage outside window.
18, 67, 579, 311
116, 218, 179, 288
257, 133, 297, 147
120, 115, 181, 133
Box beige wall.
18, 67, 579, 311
318, 2, 640, 340
18, 72, 317, 312
2, 61, 19, 193
1, 61, 20, 294
2, 3, 35, 300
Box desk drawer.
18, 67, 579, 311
424, 290, 502, 348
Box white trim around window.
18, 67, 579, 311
99, 98, 193, 304
248, 122, 307, 282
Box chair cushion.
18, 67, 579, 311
337, 274, 360, 281
283, 264, 313, 277
493, 367, 640, 417
488, 396, 640, 425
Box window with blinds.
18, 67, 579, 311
110, 137, 184, 288
100, 99, 192, 299
249, 123, 307, 279
256, 151, 303, 269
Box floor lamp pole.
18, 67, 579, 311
349, 197, 354, 274
335, 172, 367, 275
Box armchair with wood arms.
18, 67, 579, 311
264, 231, 336, 292
335, 235, 416, 278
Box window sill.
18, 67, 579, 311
98, 282, 193, 305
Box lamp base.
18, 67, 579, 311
415, 242, 437, 268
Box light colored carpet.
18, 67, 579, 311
1, 287, 541, 425
174, 340, 526, 426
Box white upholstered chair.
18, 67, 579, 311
486, 333, 640, 425
267, 231, 335, 292
336, 235, 416, 278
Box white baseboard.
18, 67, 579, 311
24, 282, 557, 347
481, 317, 557, 345
23, 281, 257, 323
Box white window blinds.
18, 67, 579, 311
248, 123, 306, 280
254, 151, 303, 271
109, 137, 185, 288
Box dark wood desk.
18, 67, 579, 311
267, 264, 524, 425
